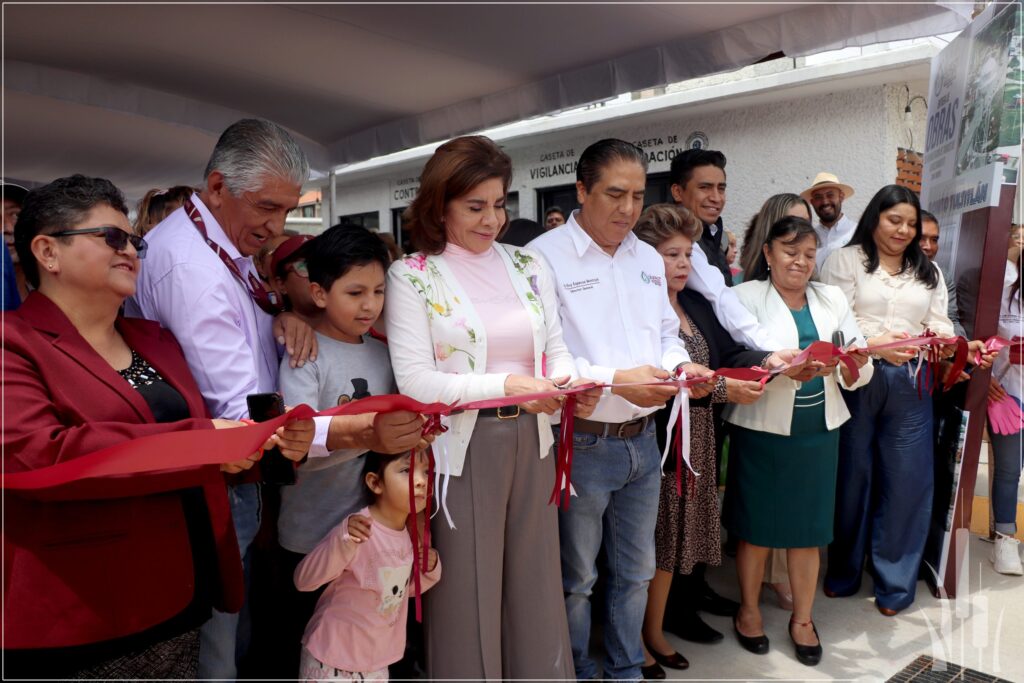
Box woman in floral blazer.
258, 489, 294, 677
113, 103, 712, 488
385, 136, 598, 680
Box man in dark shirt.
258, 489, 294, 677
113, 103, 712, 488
670, 149, 732, 285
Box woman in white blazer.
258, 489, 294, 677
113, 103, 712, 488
384, 136, 598, 680
723, 216, 872, 666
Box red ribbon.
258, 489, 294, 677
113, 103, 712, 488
1, 336, 983, 495
408, 415, 445, 623
975, 336, 1024, 365
549, 394, 577, 509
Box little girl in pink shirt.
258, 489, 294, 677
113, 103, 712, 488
295, 450, 441, 681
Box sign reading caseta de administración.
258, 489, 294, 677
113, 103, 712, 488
921, 1, 1021, 275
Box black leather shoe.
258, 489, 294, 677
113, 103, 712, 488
788, 619, 822, 666
645, 642, 690, 670
641, 662, 666, 680
733, 616, 769, 655
664, 610, 724, 643
697, 586, 740, 617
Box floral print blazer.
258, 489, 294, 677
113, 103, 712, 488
385, 243, 577, 476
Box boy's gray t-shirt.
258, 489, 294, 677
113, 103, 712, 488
277, 332, 395, 555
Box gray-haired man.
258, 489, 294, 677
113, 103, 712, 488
130, 118, 315, 678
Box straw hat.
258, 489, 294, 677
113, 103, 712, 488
800, 172, 854, 201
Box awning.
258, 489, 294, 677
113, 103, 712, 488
3, 2, 967, 197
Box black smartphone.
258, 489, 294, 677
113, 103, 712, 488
246, 392, 296, 485
831, 330, 846, 350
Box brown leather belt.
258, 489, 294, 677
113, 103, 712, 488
574, 416, 650, 439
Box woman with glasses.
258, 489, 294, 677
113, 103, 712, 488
269, 233, 320, 323
3, 175, 310, 678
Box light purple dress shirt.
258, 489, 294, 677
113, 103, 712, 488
127, 194, 279, 420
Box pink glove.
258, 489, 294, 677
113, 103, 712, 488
988, 394, 1024, 435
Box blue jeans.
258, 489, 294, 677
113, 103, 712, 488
989, 399, 1023, 534
826, 361, 934, 612
557, 423, 661, 680
198, 482, 261, 680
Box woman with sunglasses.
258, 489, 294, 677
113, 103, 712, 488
269, 233, 321, 323
3, 175, 306, 678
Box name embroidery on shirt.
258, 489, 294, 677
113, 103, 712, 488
563, 278, 600, 294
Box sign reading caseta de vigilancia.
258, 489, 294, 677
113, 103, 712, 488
529, 147, 577, 181
527, 132, 708, 184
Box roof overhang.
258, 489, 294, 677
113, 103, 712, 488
2, 2, 968, 197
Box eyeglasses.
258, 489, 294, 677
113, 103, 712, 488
50, 226, 148, 259
284, 259, 309, 278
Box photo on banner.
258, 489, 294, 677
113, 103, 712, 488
921, 1, 1021, 336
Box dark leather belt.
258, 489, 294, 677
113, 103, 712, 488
574, 416, 650, 439
477, 406, 521, 420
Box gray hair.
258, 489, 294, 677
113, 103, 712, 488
204, 118, 310, 195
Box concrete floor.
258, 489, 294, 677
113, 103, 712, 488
657, 534, 1024, 682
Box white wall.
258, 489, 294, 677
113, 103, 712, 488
331, 81, 929, 248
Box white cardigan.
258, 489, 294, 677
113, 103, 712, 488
724, 279, 874, 436
385, 243, 577, 476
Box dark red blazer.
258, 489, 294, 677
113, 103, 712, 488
2, 293, 244, 649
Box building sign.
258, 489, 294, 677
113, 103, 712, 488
922, 2, 1021, 274
919, 1, 1021, 592
390, 176, 419, 207
526, 131, 710, 185
630, 134, 685, 164
528, 147, 577, 181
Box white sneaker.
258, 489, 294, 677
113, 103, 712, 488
991, 533, 1024, 576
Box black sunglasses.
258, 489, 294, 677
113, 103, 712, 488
50, 226, 148, 259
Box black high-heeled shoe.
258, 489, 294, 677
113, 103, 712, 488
733, 616, 769, 654
788, 617, 822, 666
644, 641, 690, 670
640, 661, 666, 680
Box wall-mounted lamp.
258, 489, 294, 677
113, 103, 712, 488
904, 85, 928, 125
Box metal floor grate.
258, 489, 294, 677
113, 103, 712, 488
887, 656, 1011, 683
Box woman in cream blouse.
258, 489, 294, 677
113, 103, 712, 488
385, 135, 598, 680
820, 184, 955, 616
724, 216, 872, 666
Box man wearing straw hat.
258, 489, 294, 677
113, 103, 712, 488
801, 172, 856, 269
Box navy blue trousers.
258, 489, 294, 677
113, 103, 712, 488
826, 361, 934, 611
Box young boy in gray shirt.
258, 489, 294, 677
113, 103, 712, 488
278, 226, 396, 555
275, 225, 399, 671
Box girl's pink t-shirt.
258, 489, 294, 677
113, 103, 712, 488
443, 242, 535, 375
294, 507, 441, 673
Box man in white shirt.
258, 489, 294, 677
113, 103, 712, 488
131, 119, 425, 678
528, 139, 713, 680
658, 149, 777, 350
802, 172, 858, 269
670, 148, 733, 285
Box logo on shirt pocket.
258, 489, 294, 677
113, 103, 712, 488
641, 271, 663, 286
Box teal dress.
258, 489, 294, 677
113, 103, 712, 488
724, 304, 840, 548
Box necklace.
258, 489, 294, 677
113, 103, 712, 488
771, 280, 807, 310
